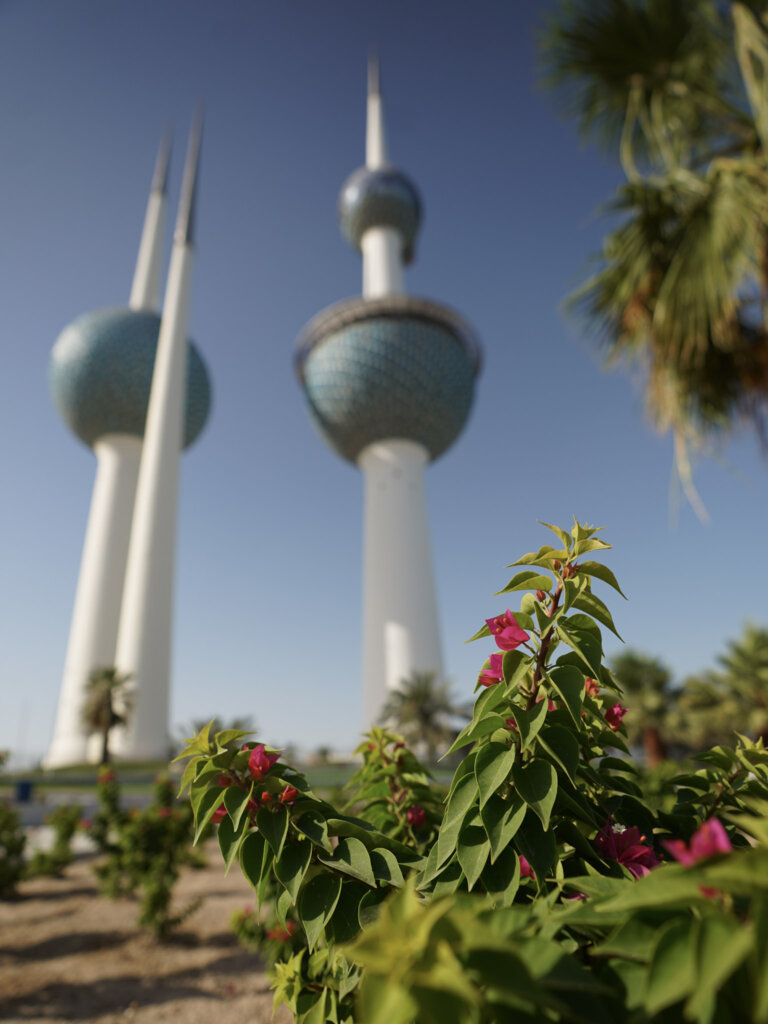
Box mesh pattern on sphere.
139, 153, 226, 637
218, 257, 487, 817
49, 307, 211, 449
300, 314, 476, 463
339, 167, 421, 260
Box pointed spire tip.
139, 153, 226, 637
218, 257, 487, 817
151, 126, 173, 196
174, 107, 203, 247
368, 51, 380, 97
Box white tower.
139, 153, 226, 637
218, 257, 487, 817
46, 125, 211, 767
111, 115, 203, 761
296, 60, 481, 729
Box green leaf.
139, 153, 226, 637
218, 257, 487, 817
480, 793, 526, 862
257, 805, 289, 860
516, 815, 557, 880
217, 812, 249, 875
430, 857, 464, 898
573, 537, 611, 557
297, 873, 342, 951
177, 755, 203, 797
572, 591, 623, 640
556, 618, 603, 678
223, 782, 253, 831
275, 885, 293, 927
466, 622, 492, 643
512, 759, 558, 831
503, 649, 535, 688
684, 914, 753, 1020
546, 665, 584, 725
507, 699, 548, 752
511, 545, 569, 569
577, 561, 626, 598
358, 888, 389, 928
370, 847, 405, 887
474, 741, 516, 808
192, 784, 226, 844
645, 918, 695, 1016
327, 879, 368, 944
537, 725, 579, 783
293, 810, 332, 852
297, 987, 328, 1024
240, 831, 270, 891
600, 756, 639, 776
480, 845, 521, 906
496, 570, 553, 595
456, 823, 491, 890
539, 521, 573, 551
318, 837, 376, 887
437, 773, 478, 865
444, 713, 507, 756
274, 840, 313, 902
753, 897, 768, 1022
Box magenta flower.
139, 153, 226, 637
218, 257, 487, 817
595, 821, 660, 878
519, 854, 536, 880
663, 818, 732, 867
280, 785, 299, 805
211, 803, 227, 824
478, 653, 504, 687
248, 744, 280, 780
605, 703, 628, 731
486, 609, 530, 652
407, 806, 426, 829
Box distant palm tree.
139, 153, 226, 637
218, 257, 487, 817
82, 667, 133, 765
380, 672, 468, 763
611, 651, 674, 766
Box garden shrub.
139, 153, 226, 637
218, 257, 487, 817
93, 773, 204, 940
0, 801, 26, 898
27, 803, 82, 877
180, 520, 768, 1022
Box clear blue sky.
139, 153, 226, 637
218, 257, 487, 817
2, 0, 766, 766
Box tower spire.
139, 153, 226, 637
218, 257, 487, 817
112, 112, 203, 760
130, 128, 172, 311
366, 52, 387, 169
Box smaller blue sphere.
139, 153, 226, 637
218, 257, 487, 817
338, 167, 421, 263
49, 307, 211, 449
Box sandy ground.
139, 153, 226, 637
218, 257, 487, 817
0, 842, 293, 1024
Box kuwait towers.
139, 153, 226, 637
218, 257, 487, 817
45, 120, 211, 767
296, 61, 481, 729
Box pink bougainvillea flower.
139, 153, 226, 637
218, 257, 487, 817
217, 774, 232, 788
584, 677, 600, 698
504, 716, 519, 731
595, 820, 660, 878
663, 818, 732, 868
565, 892, 587, 901
519, 854, 536, 880
280, 785, 299, 805
211, 803, 227, 824
248, 744, 280, 780
478, 652, 505, 687
486, 609, 530, 651
407, 806, 426, 829
605, 703, 628, 731
535, 693, 557, 711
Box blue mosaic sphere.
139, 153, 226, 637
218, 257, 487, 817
50, 307, 211, 449
296, 297, 480, 464
339, 167, 421, 263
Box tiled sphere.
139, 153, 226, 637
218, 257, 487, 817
297, 297, 479, 463
339, 167, 421, 262
50, 307, 211, 449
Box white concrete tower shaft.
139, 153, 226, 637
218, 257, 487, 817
362, 56, 404, 299
45, 137, 171, 768
112, 115, 201, 760
357, 60, 444, 731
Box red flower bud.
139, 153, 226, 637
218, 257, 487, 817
535, 590, 546, 602
407, 806, 426, 829
553, 560, 562, 571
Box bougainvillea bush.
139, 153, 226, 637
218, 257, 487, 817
180, 521, 768, 1022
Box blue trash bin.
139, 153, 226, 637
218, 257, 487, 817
15, 780, 33, 803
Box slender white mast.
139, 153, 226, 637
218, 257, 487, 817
362, 56, 404, 299
44, 136, 172, 768
112, 113, 202, 760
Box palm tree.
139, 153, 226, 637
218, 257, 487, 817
541, 1, 768, 513
82, 667, 133, 765
379, 671, 468, 763
610, 650, 675, 765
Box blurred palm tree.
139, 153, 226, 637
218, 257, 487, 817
673, 623, 768, 744
541, 0, 768, 514
380, 671, 469, 763
610, 650, 676, 765
82, 667, 132, 765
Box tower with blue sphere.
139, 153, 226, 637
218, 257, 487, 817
296, 60, 481, 730
45, 119, 211, 767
